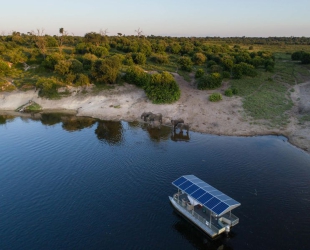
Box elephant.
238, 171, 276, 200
147, 113, 162, 124
141, 112, 153, 121
176, 123, 190, 133
171, 119, 184, 129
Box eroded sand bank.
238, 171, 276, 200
1, 73, 309, 154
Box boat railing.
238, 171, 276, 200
173, 194, 221, 234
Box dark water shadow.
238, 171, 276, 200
0, 114, 16, 125
172, 210, 234, 250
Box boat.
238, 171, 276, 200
169, 175, 241, 238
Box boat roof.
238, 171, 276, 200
172, 175, 240, 217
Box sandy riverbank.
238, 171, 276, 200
1, 73, 309, 154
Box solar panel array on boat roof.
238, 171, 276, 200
172, 175, 240, 216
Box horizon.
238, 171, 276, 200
2, 0, 310, 37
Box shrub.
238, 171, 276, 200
82, 53, 97, 70
132, 52, 146, 65
232, 87, 239, 95
150, 53, 169, 64
192, 52, 206, 65
197, 73, 223, 90
210, 64, 222, 73
301, 52, 310, 64
207, 60, 217, 68
239, 62, 257, 77
145, 72, 180, 104
75, 74, 90, 86
232, 64, 243, 79
264, 59, 275, 72
291, 51, 305, 61
222, 71, 231, 79
65, 74, 76, 84
92, 46, 109, 58
36, 77, 62, 99
224, 89, 233, 97
178, 56, 192, 72
91, 55, 121, 84
124, 66, 150, 88
195, 69, 205, 79
209, 92, 222, 102
43, 53, 64, 70
69, 59, 83, 74
55, 60, 72, 75
0, 59, 10, 76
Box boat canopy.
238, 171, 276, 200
172, 175, 240, 217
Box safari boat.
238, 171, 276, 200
169, 175, 241, 238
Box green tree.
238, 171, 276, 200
178, 56, 193, 72
132, 52, 146, 65
192, 52, 206, 65
145, 72, 180, 103
91, 55, 121, 84
55, 60, 72, 75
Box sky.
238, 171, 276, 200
2, 0, 310, 37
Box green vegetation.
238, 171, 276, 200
197, 73, 223, 90
209, 93, 222, 102
224, 89, 233, 97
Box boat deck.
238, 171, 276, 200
173, 193, 239, 234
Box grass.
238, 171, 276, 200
231, 68, 294, 128
299, 115, 310, 125
26, 102, 42, 111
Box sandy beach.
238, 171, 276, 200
1, 73, 309, 154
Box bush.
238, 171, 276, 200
207, 60, 217, 68
91, 55, 121, 84
69, 59, 83, 74
124, 66, 150, 88
192, 52, 206, 65
36, 77, 62, 99
178, 56, 192, 72
0, 59, 10, 76
195, 69, 205, 79
132, 52, 146, 65
75, 74, 90, 86
82, 53, 97, 70
197, 73, 222, 90
92, 46, 109, 58
210, 64, 222, 73
225, 89, 233, 97
43, 53, 64, 70
301, 52, 310, 64
209, 92, 222, 102
222, 71, 231, 79
232, 64, 243, 79
150, 54, 169, 64
291, 51, 305, 61
232, 87, 239, 95
55, 60, 72, 75
145, 72, 180, 104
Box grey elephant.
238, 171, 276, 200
171, 119, 184, 129
176, 123, 190, 133
141, 112, 153, 121
147, 113, 162, 124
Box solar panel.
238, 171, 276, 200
204, 197, 221, 210
172, 175, 241, 216
191, 188, 205, 199
212, 202, 229, 215
185, 184, 199, 195
179, 180, 193, 190
172, 176, 187, 186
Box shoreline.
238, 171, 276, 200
0, 74, 309, 154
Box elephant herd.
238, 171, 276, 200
140, 112, 190, 133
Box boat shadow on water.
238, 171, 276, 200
172, 210, 235, 250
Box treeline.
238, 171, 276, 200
0, 30, 295, 102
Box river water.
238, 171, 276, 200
0, 113, 310, 250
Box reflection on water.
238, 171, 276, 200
62, 116, 96, 132
0, 115, 16, 125
140, 123, 172, 142
171, 130, 190, 142
95, 120, 123, 145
